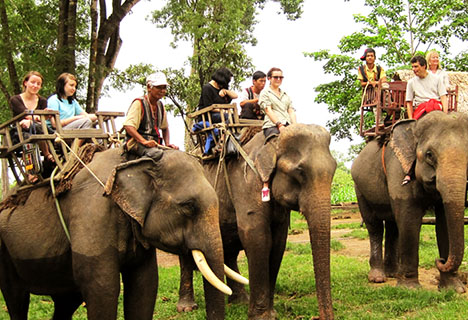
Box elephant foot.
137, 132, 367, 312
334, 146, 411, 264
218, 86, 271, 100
397, 276, 421, 289
384, 264, 398, 278
176, 298, 198, 313
439, 272, 466, 294
368, 268, 387, 283
228, 290, 249, 304
247, 308, 278, 320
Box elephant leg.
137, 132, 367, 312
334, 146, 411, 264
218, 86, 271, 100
122, 250, 158, 319
238, 214, 273, 320
51, 292, 83, 320
73, 253, 120, 320
394, 202, 423, 288
357, 195, 386, 283
434, 203, 466, 293
0, 250, 29, 320
383, 220, 398, 278
177, 253, 198, 312
267, 212, 289, 319
224, 250, 249, 304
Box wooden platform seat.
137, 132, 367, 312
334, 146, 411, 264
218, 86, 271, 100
188, 103, 263, 159
0, 110, 124, 189
360, 81, 459, 137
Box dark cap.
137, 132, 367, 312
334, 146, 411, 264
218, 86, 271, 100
360, 48, 376, 61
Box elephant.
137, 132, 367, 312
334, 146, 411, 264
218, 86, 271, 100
178, 123, 336, 319
0, 147, 242, 319
351, 111, 467, 293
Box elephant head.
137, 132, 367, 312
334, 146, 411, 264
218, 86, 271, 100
104, 150, 230, 319
254, 123, 337, 319
391, 111, 468, 274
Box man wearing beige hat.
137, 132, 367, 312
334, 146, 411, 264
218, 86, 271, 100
123, 72, 179, 158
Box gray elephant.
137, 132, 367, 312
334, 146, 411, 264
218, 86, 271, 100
351, 111, 467, 293
0, 148, 241, 319
179, 124, 336, 319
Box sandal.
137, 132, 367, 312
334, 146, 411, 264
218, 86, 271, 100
401, 175, 411, 186
27, 174, 39, 184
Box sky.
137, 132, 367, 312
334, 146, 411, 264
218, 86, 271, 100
99, 0, 369, 154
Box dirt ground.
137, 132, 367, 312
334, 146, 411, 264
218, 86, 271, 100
155, 207, 445, 292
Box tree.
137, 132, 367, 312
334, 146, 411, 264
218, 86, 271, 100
150, 0, 304, 113
0, 0, 140, 118
306, 0, 468, 140
86, 0, 141, 113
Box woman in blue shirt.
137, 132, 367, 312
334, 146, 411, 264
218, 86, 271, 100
48, 73, 97, 129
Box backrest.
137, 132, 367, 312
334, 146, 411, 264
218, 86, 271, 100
447, 85, 458, 112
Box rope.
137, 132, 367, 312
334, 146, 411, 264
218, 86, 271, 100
223, 130, 259, 177
107, 132, 122, 146
381, 143, 387, 177
50, 166, 71, 242
54, 134, 106, 188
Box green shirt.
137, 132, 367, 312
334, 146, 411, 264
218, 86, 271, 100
259, 87, 294, 129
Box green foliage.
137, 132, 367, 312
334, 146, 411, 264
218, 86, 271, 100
306, 0, 468, 140
331, 151, 357, 204
150, 0, 304, 113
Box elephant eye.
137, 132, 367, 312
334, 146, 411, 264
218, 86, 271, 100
425, 150, 436, 166
293, 166, 305, 184
178, 200, 198, 217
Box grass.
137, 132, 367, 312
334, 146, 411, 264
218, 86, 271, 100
4, 213, 468, 320
331, 161, 357, 204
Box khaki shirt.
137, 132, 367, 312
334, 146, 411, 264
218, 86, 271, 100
123, 98, 168, 150
358, 65, 386, 82
259, 87, 294, 129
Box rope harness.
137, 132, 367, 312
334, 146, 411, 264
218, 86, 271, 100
381, 143, 387, 177
51, 134, 109, 242
210, 124, 260, 206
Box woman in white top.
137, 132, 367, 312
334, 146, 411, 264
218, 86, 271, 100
426, 50, 450, 89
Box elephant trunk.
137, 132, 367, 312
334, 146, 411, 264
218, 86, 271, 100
435, 159, 467, 273
300, 177, 334, 320
191, 205, 226, 320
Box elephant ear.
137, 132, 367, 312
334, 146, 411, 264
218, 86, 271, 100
104, 157, 158, 227
389, 119, 417, 173
254, 139, 278, 183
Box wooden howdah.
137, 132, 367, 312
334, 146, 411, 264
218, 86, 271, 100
0, 110, 124, 189
188, 103, 262, 159
359, 81, 459, 137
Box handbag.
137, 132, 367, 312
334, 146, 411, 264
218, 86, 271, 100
225, 133, 240, 158
22, 116, 42, 175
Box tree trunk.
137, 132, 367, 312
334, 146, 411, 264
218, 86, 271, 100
86, 0, 98, 112
0, 0, 20, 94
56, 0, 77, 75
85, 0, 140, 113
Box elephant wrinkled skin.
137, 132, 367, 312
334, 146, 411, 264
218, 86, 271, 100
179, 124, 336, 319
0, 148, 227, 319
351, 111, 468, 293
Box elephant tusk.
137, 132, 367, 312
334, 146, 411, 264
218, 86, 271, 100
224, 264, 249, 285
192, 250, 232, 296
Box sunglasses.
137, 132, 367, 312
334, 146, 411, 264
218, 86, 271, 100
271, 76, 284, 80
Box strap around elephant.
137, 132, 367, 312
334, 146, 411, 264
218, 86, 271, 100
50, 166, 71, 242
381, 143, 387, 177
223, 129, 259, 177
